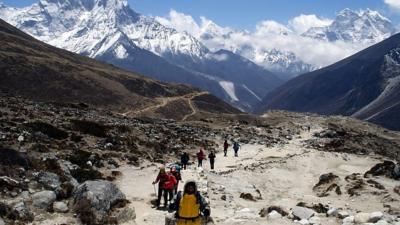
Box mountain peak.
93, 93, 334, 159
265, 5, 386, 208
38, 0, 129, 11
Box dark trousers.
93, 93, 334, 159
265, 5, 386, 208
210, 160, 215, 170
234, 149, 238, 157
182, 162, 187, 170
224, 148, 227, 156
157, 186, 168, 207
198, 159, 203, 167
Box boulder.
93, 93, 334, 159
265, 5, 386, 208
354, 213, 370, 223
364, 161, 395, 178
309, 216, 321, 225
37, 172, 61, 191
376, 220, 389, 225
327, 207, 338, 217
338, 211, 350, 219
313, 173, 341, 197
53, 201, 69, 213
0, 218, 4, 225
342, 216, 354, 223
369, 211, 384, 223
292, 206, 316, 220
32, 190, 57, 209
239, 193, 256, 201
268, 210, 282, 219
72, 180, 127, 225
298, 219, 310, 224
10, 202, 34, 222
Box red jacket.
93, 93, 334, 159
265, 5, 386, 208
163, 173, 177, 190
155, 172, 169, 187
197, 150, 205, 160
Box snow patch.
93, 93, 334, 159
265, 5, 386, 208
219, 81, 239, 102
114, 44, 129, 59
242, 84, 262, 101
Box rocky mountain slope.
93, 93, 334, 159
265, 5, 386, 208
0, 19, 240, 119
303, 9, 396, 44
0, 0, 282, 111
257, 33, 400, 131
0, 92, 399, 225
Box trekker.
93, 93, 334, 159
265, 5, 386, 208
164, 172, 178, 204
169, 181, 211, 225
208, 151, 216, 170
181, 152, 190, 170
152, 167, 170, 208
197, 149, 205, 167
170, 165, 182, 195
223, 140, 229, 157
233, 141, 240, 157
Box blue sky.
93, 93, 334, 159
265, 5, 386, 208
2, 0, 399, 29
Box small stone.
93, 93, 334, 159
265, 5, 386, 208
268, 210, 282, 219
298, 219, 310, 225
343, 216, 355, 223
369, 211, 384, 223
32, 190, 56, 209
221, 195, 227, 201
338, 211, 350, 219
292, 206, 316, 220
375, 220, 388, 225
53, 201, 69, 213
354, 213, 370, 223
309, 216, 321, 225
327, 208, 338, 217
18, 135, 24, 142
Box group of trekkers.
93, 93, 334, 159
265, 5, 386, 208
152, 139, 241, 224
180, 140, 241, 171
152, 164, 210, 225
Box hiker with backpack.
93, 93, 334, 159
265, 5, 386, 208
197, 148, 205, 167
208, 151, 216, 170
164, 171, 178, 205
170, 165, 182, 195
152, 167, 170, 208
181, 152, 190, 170
169, 180, 211, 225
223, 140, 229, 157
233, 141, 240, 157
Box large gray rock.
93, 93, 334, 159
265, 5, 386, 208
0, 218, 4, 225
292, 206, 316, 220
354, 213, 370, 223
369, 212, 384, 223
73, 180, 126, 225
10, 202, 34, 222
53, 201, 69, 213
32, 190, 57, 209
37, 172, 61, 191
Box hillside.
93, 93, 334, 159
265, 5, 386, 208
0, 19, 240, 119
258, 33, 400, 131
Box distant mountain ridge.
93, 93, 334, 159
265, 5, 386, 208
0, 0, 282, 112
0, 18, 241, 120
258, 33, 400, 131
303, 8, 396, 44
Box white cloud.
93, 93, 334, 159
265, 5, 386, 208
289, 14, 333, 34
156, 9, 370, 69
384, 0, 400, 11
155, 10, 200, 36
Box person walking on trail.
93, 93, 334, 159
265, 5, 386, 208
164, 171, 178, 205
197, 149, 205, 167
170, 165, 182, 195
152, 167, 170, 208
223, 140, 229, 157
181, 152, 190, 170
169, 181, 211, 225
208, 151, 216, 170
233, 141, 240, 157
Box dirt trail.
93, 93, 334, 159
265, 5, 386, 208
121, 92, 208, 118
116, 127, 396, 225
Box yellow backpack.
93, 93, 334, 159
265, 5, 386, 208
177, 192, 201, 219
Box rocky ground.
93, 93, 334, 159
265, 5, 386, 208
0, 95, 399, 225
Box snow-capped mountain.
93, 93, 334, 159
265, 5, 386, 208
303, 9, 396, 44
0, 0, 283, 112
